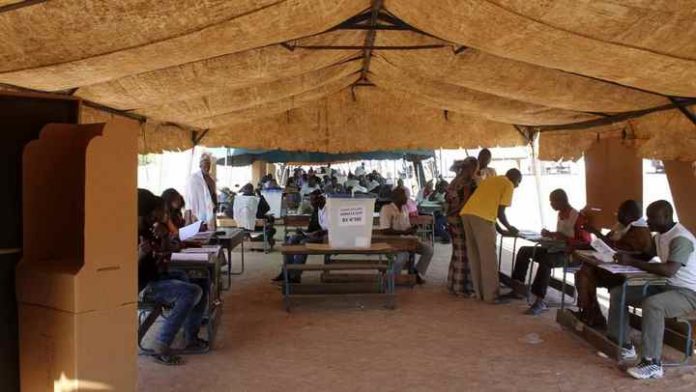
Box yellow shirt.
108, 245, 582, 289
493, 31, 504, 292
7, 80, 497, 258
460, 175, 514, 222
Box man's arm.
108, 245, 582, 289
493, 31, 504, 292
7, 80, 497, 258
497, 205, 518, 235
616, 254, 681, 277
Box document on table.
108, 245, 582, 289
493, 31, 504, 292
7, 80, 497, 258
598, 264, 646, 274
181, 245, 222, 253
179, 221, 203, 241
170, 252, 210, 262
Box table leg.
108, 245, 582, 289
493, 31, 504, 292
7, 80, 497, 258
283, 258, 290, 312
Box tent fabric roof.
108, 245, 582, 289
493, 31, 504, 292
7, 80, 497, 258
0, 1, 694, 159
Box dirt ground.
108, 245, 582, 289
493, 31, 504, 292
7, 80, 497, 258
138, 243, 696, 392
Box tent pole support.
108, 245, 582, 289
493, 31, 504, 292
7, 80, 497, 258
669, 97, 696, 127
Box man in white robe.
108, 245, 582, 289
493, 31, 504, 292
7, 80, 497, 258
185, 153, 217, 229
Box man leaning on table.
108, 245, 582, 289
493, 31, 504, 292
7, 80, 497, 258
460, 169, 522, 303
606, 200, 696, 380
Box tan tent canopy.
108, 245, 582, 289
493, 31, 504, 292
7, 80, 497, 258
0, 0, 694, 159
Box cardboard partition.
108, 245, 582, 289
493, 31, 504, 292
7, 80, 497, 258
584, 138, 643, 229
17, 119, 138, 313
18, 303, 136, 392
664, 160, 696, 234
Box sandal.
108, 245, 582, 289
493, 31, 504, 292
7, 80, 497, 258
152, 354, 185, 366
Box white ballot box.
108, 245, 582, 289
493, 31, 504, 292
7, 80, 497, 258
326, 195, 376, 248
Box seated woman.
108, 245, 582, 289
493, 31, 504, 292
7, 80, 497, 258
574, 200, 653, 327
511, 189, 591, 315
138, 189, 207, 366
161, 188, 186, 236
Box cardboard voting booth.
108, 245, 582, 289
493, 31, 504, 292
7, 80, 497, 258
16, 119, 137, 392
261, 189, 283, 218
326, 196, 376, 248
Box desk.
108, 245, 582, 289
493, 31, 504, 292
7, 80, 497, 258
210, 228, 245, 286
280, 243, 398, 311
169, 248, 225, 349
557, 250, 667, 360
498, 231, 566, 299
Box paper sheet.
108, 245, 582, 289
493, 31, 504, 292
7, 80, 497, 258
179, 221, 203, 241
590, 237, 616, 262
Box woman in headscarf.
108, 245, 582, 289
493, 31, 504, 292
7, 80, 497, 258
445, 157, 478, 296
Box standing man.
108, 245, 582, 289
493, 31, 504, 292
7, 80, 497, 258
460, 169, 522, 303
185, 152, 217, 229
606, 200, 696, 379
475, 148, 497, 184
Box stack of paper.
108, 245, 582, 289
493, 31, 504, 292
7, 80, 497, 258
181, 245, 222, 254
170, 253, 210, 262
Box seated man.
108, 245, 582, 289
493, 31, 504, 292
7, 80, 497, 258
234, 184, 276, 245
378, 187, 434, 284
607, 200, 696, 379
138, 189, 207, 366
511, 189, 591, 315
575, 200, 653, 327
272, 190, 328, 283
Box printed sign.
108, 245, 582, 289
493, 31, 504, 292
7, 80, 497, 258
338, 206, 365, 226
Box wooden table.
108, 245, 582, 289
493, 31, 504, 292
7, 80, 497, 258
557, 250, 668, 360
279, 243, 399, 311
282, 214, 311, 241
210, 228, 245, 287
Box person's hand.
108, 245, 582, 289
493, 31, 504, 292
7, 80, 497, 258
541, 229, 551, 237
138, 237, 152, 257
614, 253, 633, 266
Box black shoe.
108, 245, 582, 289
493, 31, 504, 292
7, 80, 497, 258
415, 274, 426, 285
185, 337, 209, 352
499, 291, 524, 300
271, 273, 284, 282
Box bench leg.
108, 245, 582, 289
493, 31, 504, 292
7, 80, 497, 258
138, 306, 164, 353
664, 319, 693, 367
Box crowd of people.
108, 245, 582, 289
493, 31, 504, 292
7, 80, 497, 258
137, 149, 696, 380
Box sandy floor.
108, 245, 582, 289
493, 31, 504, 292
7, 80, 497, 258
138, 243, 696, 392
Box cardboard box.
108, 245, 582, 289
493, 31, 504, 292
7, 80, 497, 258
18, 303, 137, 392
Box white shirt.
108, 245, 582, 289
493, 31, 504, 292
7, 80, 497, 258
656, 223, 696, 292
232, 195, 259, 230
475, 167, 497, 185
379, 203, 411, 231
300, 184, 320, 198
556, 208, 580, 239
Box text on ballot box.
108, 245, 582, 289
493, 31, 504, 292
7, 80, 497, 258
327, 195, 376, 248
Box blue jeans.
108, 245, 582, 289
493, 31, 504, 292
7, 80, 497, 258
434, 212, 450, 242
147, 272, 205, 347
284, 234, 309, 279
